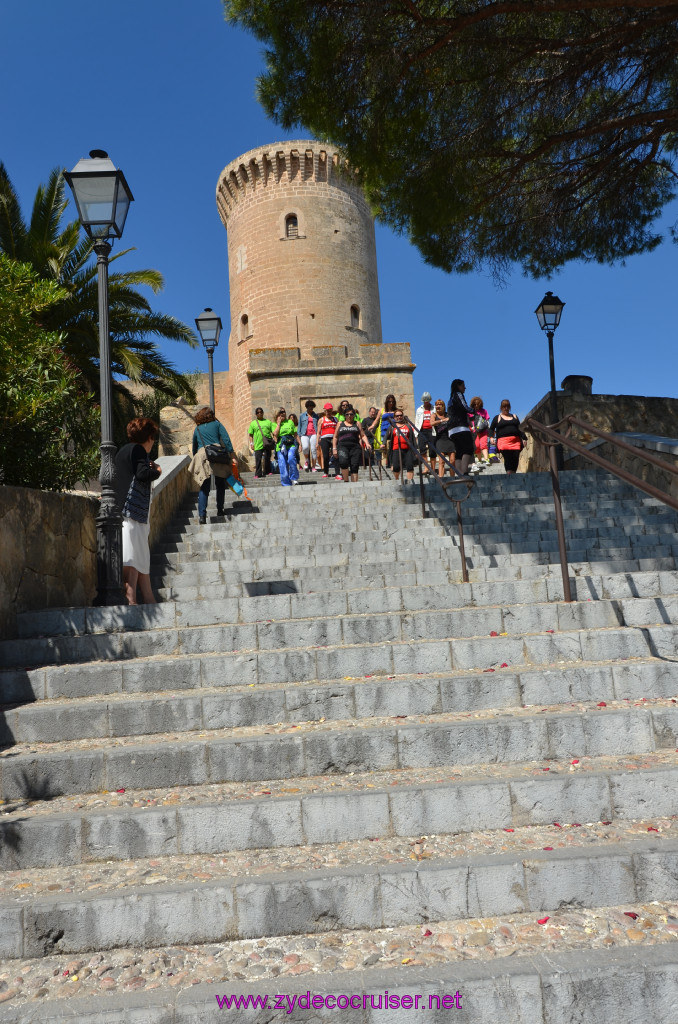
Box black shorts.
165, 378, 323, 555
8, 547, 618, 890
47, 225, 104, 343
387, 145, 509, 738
389, 447, 414, 472
417, 429, 436, 458
337, 445, 362, 472
448, 430, 474, 457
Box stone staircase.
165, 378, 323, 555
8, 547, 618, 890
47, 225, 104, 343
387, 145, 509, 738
1, 469, 677, 1022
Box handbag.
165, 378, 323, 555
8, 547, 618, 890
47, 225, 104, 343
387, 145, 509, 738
474, 414, 489, 431
259, 422, 276, 452
195, 423, 232, 464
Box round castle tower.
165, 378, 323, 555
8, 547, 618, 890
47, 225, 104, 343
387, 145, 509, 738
216, 140, 387, 446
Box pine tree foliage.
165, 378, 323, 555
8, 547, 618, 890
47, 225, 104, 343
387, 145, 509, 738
225, 0, 678, 276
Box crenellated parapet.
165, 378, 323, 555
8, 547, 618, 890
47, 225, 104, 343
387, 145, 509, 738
216, 140, 362, 224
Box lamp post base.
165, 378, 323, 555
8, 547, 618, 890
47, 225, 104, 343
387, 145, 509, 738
94, 512, 125, 607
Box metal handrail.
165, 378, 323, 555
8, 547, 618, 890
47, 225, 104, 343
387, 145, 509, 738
526, 415, 678, 603
379, 413, 476, 583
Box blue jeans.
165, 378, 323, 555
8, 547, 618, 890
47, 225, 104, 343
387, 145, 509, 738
198, 476, 226, 516
278, 446, 299, 486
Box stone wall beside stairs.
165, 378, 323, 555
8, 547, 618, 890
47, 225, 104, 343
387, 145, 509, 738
0, 485, 98, 640
0, 456, 191, 640
520, 378, 678, 477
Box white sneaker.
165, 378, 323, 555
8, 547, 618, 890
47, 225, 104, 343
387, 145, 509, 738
292, 480, 299, 485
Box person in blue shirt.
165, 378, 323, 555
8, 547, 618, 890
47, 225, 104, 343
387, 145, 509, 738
192, 406, 234, 523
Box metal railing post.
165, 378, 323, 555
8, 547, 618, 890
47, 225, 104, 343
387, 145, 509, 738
418, 446, 428, 518
456, 501, 469, 583
548, 443, 573, 602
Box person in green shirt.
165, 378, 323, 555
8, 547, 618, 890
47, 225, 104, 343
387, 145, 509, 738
248, 407, 275, 477
336, 399, 362, 423
272, 407, 300, 486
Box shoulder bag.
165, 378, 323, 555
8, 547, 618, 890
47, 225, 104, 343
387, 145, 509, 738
195, 422, 232, 464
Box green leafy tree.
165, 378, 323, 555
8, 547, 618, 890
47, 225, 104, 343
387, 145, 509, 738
0, 255, 100, 490
0, 163, 197, 421
225, 0, 678, 277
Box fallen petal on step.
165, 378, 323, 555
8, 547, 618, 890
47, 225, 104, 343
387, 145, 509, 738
537, 917, 550, 925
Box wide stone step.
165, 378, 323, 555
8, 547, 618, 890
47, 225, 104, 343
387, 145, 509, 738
5, 592, 678, 669
1, 821, 677, 959
152, 552, 678, 589
4, 652, 678, 744
4, 617, 678, 705
2, 699, 677, 800
152, 526, 678, 562
21, 579, 678, 640
154, 569, 678, 606
3, 751, 676, 869
1, 930, 676, 1021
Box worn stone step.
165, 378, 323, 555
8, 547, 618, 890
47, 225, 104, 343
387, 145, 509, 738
5, 591, 678, 669
4, 616, 678, 705
3, 752, 677, 869
152, 552, 678, 589
1, 822, 677, 960
4, 651, 678, 744
0, 933, 676, 1022
2, 699, 678, 800
155, 569, 678, 606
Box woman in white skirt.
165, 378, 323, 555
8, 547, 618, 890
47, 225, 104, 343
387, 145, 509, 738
114, 417, 162, 605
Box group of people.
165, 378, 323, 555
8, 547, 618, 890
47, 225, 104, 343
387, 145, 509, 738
247, 383, 526, 487
114, 384, 525, 605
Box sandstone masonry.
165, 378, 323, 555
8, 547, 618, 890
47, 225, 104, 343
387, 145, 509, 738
162, 140, 415, 456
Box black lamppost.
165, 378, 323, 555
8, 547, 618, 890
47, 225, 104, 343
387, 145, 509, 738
195, 308, 222, 411
535, 290, 566, 470
64, 150, 133, 606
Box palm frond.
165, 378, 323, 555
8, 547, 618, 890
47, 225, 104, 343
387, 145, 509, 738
28, 169, 69, 256
0, 162, 27, 260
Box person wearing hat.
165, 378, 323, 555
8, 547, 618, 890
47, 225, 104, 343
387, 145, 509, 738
317, 402, 341, 478
414, 391, 436, 472
298, 399, 320, 472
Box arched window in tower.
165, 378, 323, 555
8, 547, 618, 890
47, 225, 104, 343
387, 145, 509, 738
240, 313, 249, 341
350, 305, 361, 330
285, 214, 299, 239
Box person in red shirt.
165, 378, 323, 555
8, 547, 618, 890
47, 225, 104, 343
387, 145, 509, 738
415, 391, 435, 474
317, 402, 341, 478
384, 408, 416, 482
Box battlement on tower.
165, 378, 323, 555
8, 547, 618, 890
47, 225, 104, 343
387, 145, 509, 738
216, 140, 362, 223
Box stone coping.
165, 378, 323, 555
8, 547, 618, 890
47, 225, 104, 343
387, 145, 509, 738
152, 455, 190, 494
564, 432, 678, 462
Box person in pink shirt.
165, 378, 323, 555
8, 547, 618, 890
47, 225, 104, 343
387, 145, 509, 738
469, 395, 490, 470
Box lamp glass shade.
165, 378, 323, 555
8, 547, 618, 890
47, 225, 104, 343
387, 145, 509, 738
195, 308, 222, 348
64, 152, 133, 239
535, 291, 565, 331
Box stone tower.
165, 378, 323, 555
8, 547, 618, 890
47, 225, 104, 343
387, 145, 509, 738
216, 140, 415, 448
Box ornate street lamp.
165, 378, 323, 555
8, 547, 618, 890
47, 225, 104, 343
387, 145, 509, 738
535, 290, 566, 470
64, 150, 134, 606
195, 308, 222, 411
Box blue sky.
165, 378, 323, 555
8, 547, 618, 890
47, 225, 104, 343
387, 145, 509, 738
3, 0, 677, 419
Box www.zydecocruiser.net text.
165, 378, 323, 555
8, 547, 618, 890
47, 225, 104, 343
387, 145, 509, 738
215, 990, 463, 1012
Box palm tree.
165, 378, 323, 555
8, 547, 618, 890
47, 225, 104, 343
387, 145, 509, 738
0, 162, 197, 421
